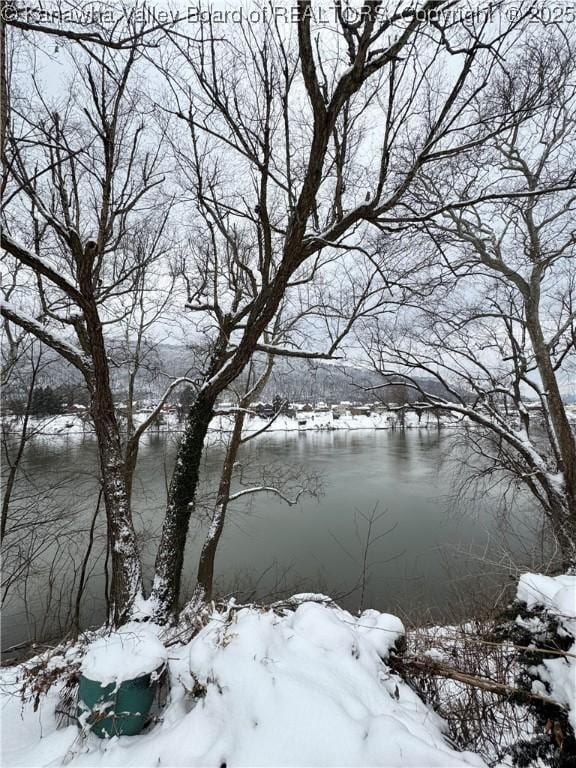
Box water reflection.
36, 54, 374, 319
2, 428, 539, 653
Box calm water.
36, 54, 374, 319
2, 429, 541, 654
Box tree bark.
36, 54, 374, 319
194, 409, 246, 603
83, 300, 143, 624
150, 390, 217, 618
525, 296, 576, 568
0, 2, 8, 167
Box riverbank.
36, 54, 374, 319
2, 407, 465, 438
0, 596, 486, 768
1, 573, 574, 767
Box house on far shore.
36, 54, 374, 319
350, 405, 371, 417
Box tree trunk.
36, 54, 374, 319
183, 357, 275, 615
0, 4, 8, 166
544, 494, 576, 573
93, 417, 143, 623
150, 391, 217, 619
194, 409, 246, 603
83, 301, 143, 624
526, 297, 576, 568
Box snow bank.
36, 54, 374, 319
81, 622, 167, 687
211, 409, 461, 437
1, 408, 463, 438
1, 601, 487, 767
516, 573, 576, 616
516, 573, 576, 730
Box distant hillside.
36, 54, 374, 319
4, 341, 461, 406
259, 358, 461, 405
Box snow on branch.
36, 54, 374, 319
374, 372, 561, 491
228, 486, 305, 505
0, 299, 91, 374
254, 343, 341, 360
239, 406, 286, 444
301, 180, 576, 256
1, 232, 85, 307
375, 180, 576, 226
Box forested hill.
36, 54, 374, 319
5, 341, 460, 406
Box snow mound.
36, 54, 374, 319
1, 601, 487, 767
516, 573, 576, 616
355, 608, 405, 658
81, 622, 166, 686
516, 573, 576, 731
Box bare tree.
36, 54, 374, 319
363, 31, 576, 568
3, 2, 560, 627
189, 354, 301, 608
0, 31, 173, 621
148, 1, 542, 620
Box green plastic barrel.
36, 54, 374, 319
77, 666, 161, 738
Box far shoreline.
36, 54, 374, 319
1, 407, 465, 439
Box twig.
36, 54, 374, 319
392, 655, 567, 712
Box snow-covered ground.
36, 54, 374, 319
1, 598, 487, 768
3, 576, 575, 767
3, 401, 573, 439
1, 408, 464, 438
516, 572, 576, 732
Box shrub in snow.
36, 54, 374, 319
498, 573, 576, 767
17, 640, 84, 718
399, 619, 537, 766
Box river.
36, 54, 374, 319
2, 428, 543, 656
